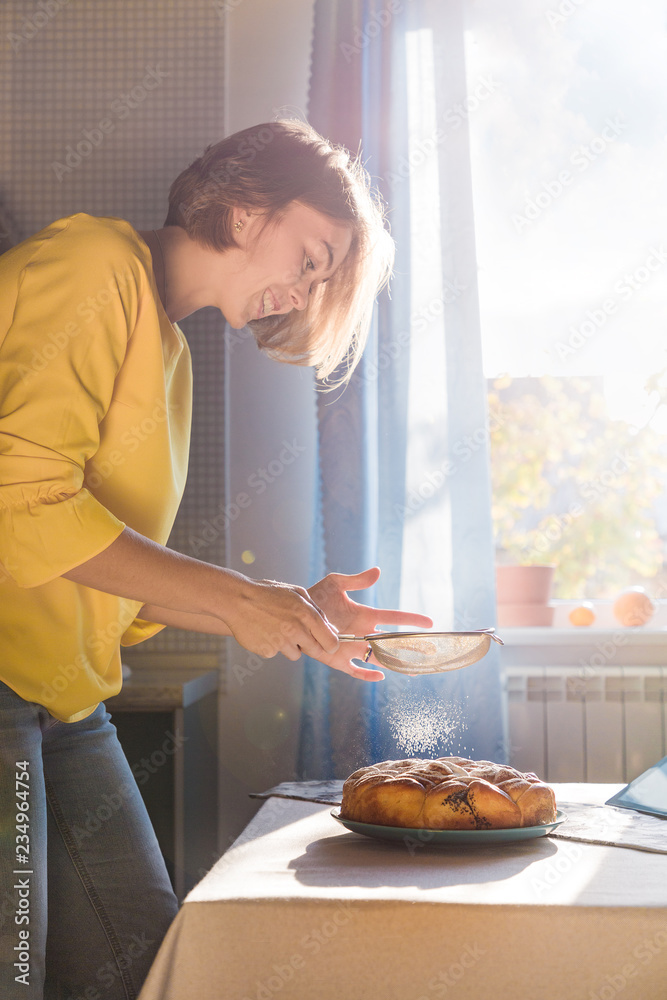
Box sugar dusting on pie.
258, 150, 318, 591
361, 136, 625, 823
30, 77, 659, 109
387, 695, 468, 756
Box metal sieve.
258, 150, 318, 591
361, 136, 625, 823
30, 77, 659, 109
338, 628, 504, 675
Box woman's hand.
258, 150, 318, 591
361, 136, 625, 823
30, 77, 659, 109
220, 575, 340, 662
63, 527, 340, 663
307, 566, 433, 681
63, 528, 427, 675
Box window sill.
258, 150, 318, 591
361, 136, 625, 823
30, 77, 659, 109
497, 625, 667, 667
552, 600, 667, 627
499, 626, 667, 644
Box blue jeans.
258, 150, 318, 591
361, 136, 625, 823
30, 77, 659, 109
0, 681, 178, 999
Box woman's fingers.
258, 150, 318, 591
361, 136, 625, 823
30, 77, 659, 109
289, 628, 337, 662
279, 586, 339, 652
331, 566, 381, 591
370, 609, 434, 630
307, 613, 340, 654
345, 663, 385, 681
328, 652, 385, 681
322, 640, 386, 681
225, 578, 341, 661
309, 566, 380, 604
291, 636, 385, 680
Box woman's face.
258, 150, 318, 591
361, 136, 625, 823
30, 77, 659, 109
219, 201, 353, 329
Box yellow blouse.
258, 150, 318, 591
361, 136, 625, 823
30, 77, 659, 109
0, 213, 192, 722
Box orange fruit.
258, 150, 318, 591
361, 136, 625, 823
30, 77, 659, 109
612, 588, 655, 627
569, 603, 595, 627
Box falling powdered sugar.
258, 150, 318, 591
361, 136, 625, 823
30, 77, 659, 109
387, 695, 468, 757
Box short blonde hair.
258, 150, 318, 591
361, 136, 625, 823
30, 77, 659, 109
165, 120, 394, 387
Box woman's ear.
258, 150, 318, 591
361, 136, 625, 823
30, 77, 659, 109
232, 208, 253, 234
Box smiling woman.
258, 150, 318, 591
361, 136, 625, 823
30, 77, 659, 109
0, 116, 430, 997
161, 119, 394, 384
140, 200, 352, 337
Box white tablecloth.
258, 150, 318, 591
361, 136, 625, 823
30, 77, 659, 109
139, 784, 667, 1000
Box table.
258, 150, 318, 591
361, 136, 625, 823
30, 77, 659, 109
138, 784, 667, 1000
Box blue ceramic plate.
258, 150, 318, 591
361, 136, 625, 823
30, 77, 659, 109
330, 808, 566, 845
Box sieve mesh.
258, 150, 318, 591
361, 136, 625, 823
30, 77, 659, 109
338, 629, 503, 675
370, 633, 492, 674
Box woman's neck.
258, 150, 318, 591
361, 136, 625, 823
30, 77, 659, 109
136, 226, 228, 324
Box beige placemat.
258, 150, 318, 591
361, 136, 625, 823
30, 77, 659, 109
552, 800, 667, 854
250, 779, 344, 806
250, 782, 667, 854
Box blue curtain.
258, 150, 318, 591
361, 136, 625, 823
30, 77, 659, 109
297, 0, 507, 780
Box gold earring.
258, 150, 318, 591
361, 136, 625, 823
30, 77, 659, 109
234, 220, 244, 233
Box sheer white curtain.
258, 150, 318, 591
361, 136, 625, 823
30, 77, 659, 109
399, 0, 507, 761
298, 0, 507, 779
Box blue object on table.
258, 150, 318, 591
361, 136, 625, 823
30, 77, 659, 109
605, 755, 667, 818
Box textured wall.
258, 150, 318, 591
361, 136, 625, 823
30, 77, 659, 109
1, 0, 228, 655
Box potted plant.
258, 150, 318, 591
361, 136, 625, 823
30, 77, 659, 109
495, 559, 555, 606
495, 551, 555, 626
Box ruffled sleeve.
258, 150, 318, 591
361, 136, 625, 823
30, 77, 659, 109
120, 617, 166, 646
0, 216, 143, 587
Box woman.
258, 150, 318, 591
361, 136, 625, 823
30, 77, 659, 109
0, 119, 431, 997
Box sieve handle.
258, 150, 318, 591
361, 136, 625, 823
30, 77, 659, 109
478, 628, 505, 646
338, 629, 504, 645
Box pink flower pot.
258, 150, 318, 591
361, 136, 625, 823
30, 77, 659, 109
496, 565, 555, 606
497, 603, 555, 627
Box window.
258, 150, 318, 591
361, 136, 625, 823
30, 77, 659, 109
465, 0, 667, 598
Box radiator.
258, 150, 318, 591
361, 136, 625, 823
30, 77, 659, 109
506, 666, 667, 783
